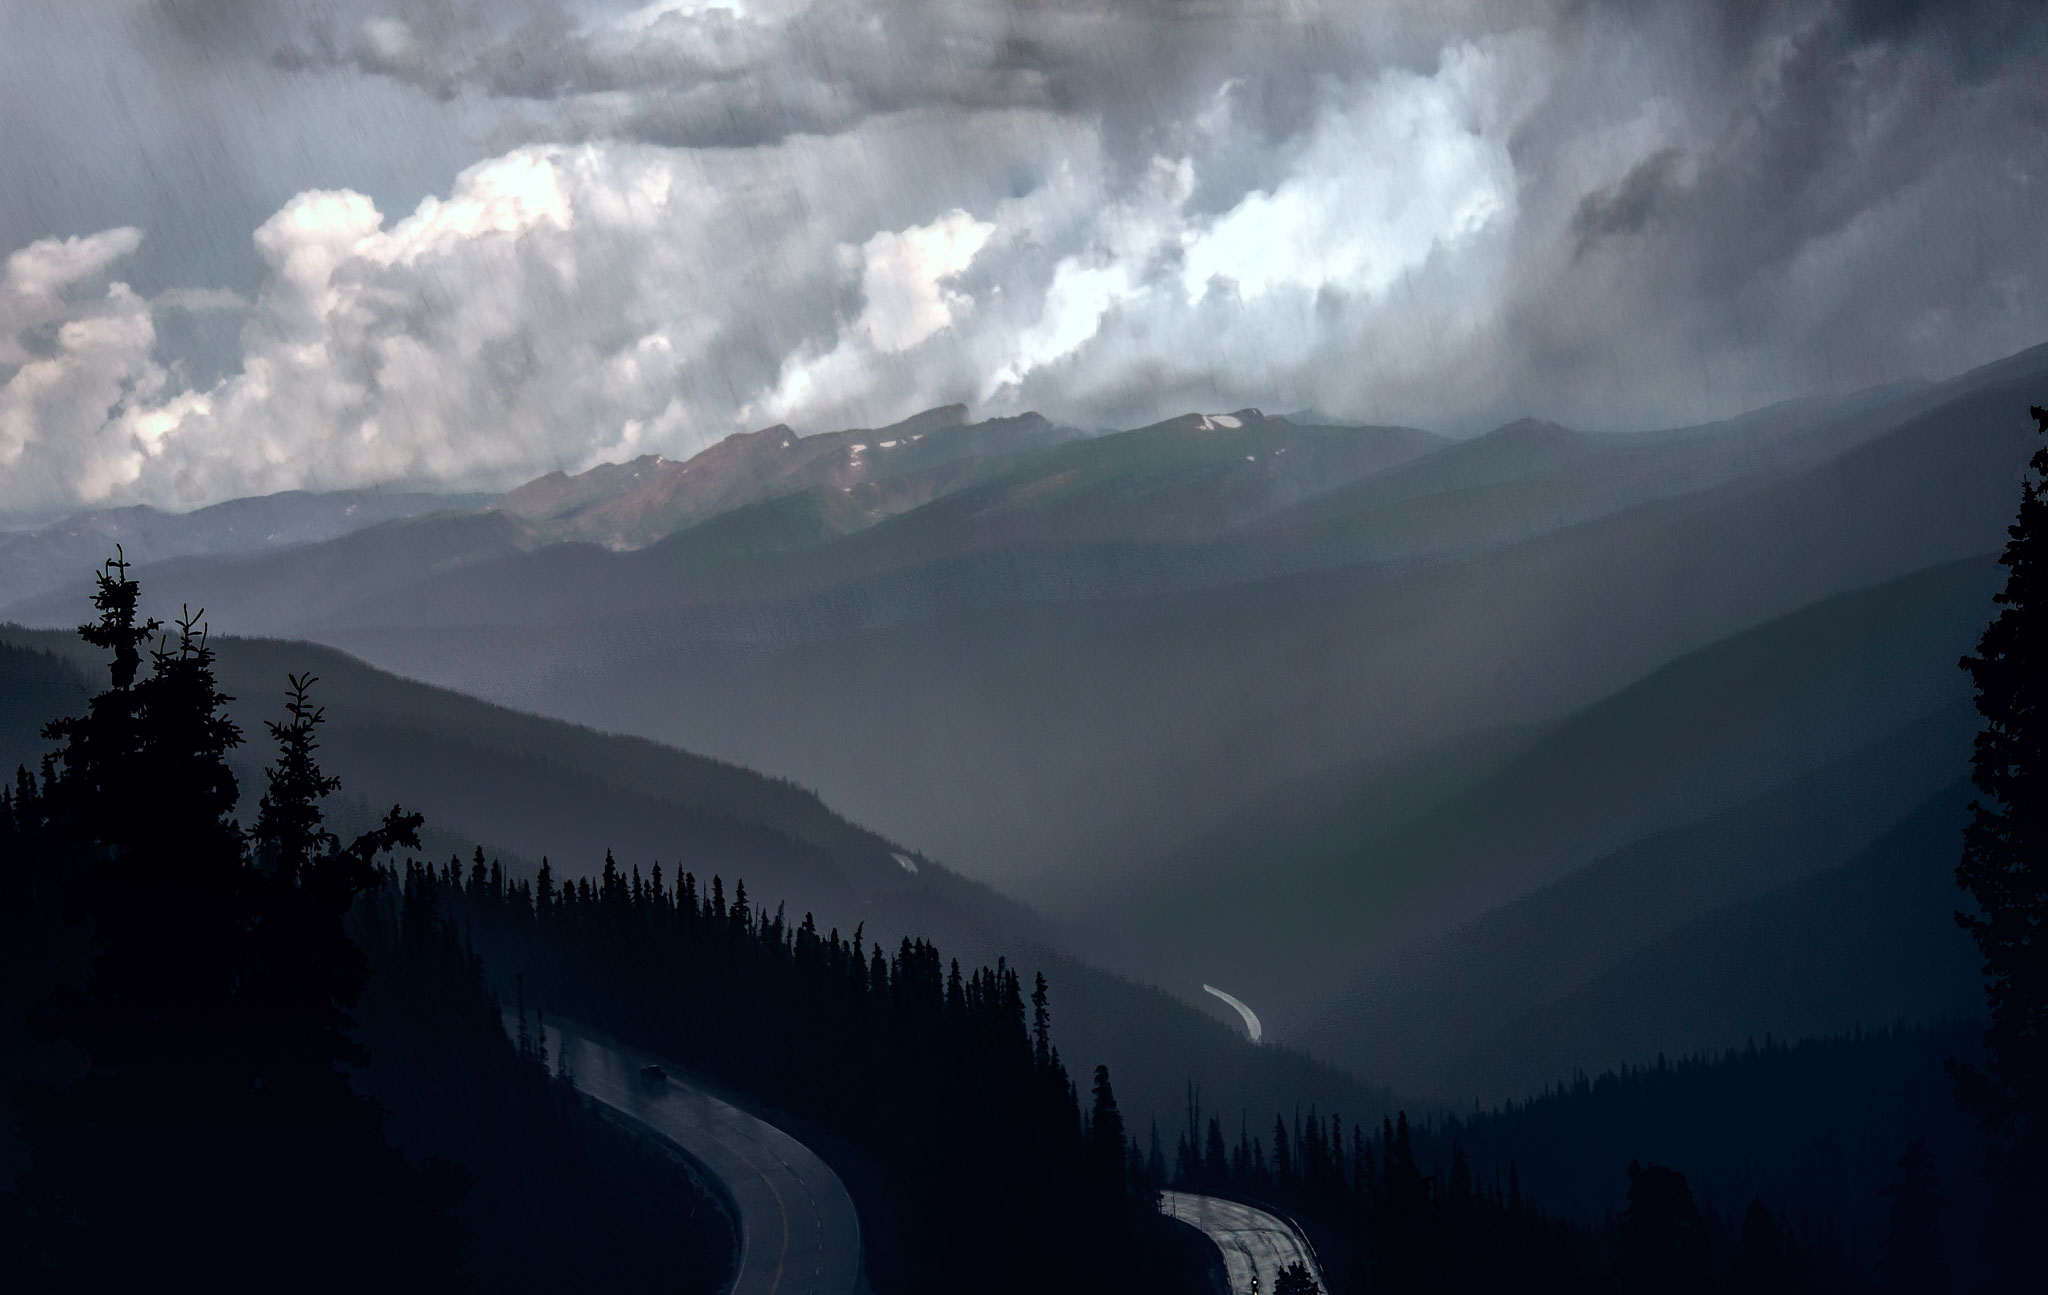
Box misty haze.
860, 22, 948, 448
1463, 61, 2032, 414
3, 3, 2045, 1294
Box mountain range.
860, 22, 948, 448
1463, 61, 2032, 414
0, 488, 491, 613
0, 626, 1386, 1155
5, 340, 2042, 1107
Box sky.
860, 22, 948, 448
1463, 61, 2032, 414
0, 0, 2043, 523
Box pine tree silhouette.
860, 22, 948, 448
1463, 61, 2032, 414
11, 564, 459, 1292
1372, 1113, 1430, 1294
1952, 403, 2048, 1266
1089, 1064, 1127, 1193
1877, 1139, 1946, 1295
18, 586, 254, 1273
1735, 1198, 1791, 1294
1618, 1161, 1704, 1295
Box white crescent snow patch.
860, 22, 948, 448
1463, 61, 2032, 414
891, 851, 919, 874
1201, 984, 1262, 1043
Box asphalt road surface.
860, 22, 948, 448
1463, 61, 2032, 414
541, 1023, 863, 1295
1161, 1190, 1326, 1294
1200, 984, 1263, 1043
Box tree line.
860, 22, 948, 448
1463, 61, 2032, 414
1141, 403, 2048, 1292
0, 550, 1204, 1292
412, 842, 1210, 1294
0, 554, 731, 1292
2, 397, 2041, 1293
1157, 1086, 1908, 1293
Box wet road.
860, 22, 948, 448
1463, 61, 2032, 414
540, 1023, 863, 1295
1161, 1190, 1325, 1294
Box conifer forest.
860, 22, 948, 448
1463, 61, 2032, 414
3, 4, 2046, 1291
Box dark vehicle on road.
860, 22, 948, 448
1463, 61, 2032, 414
639, 1064, 667, 1086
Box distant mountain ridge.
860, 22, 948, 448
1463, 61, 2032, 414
0, 623, 1394, 1144
500, 405, 1092, 550
0, 488, 493, 613
489, 403, 1440, 558
5, 361, 2036, 931
5, 345, 2043, 1105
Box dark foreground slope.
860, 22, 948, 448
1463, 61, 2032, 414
0, 623, 731, 1294
0, 624, 1388, 1145
350, 874, 737, 1294
6, 349, 2038, 1122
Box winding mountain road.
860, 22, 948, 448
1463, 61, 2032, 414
540, 1023, 864, 1295
1162, 1191, 1326, 1294
1200, 984, 1263, 1043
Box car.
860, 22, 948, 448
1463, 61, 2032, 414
639, 1064, 668, 1086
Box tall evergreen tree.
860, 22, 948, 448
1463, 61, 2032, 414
1877, 1139, 1947, 1295
19, 583, 255, 1261
11, 565, 458, 1292
1374, 1113, 1431, 1294
1617, 1162, 1704, 1295
1205, 1116, 1230, 1187
247, 671, 434, 1178
1952, 403, 2048, 1236
1735, 1198, 1791, 1295
1089, 1064, 1127, 1193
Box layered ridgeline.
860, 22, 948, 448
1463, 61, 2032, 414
0, 569, 735, 1292
0, 625, 1389, 1160
0, 489, 491, 614
5, 344, 2041, 1105
0, 592, 1991, 1276
1165, 559, 1991, 1096
0, 563, 1223, 1295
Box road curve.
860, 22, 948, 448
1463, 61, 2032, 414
1200, 984, 1263, 1044
1161, 1191, 1325, 1294
541, 1022, 864, 1295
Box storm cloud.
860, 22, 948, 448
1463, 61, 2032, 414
0, 0, 2042, 520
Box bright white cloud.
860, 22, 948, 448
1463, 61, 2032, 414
0, 37, 1583, 515
1182, 48, 1516, 301
744, 205, 997, 426
856, 209, 996, 353
617, 0, 759, 33
988, 259, 1135, 395
0, 230, 164, 501
3, 1, 2045, 522
3, 226, 144, 304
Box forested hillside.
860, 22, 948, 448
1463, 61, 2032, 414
5, 391, 2041, 1293
408, 851, 1213, 1295
0, 561, 731, 1292
0, 606, 1393, 1199
11, 346, 2033, 1100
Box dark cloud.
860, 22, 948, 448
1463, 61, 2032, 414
152, 0, 293, 49
1571, 147, 1684, 250
1543, 0, 2046, 373
1, 0, 2044, 519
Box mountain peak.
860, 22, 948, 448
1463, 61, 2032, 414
719, 423, 799, 448
500, 454, 675, 520
1157, 408, 1271, 432
1486, 417, 1578, 441
868, 404, 970, 439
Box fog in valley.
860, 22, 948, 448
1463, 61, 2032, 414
4, 3, 2045, 1293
